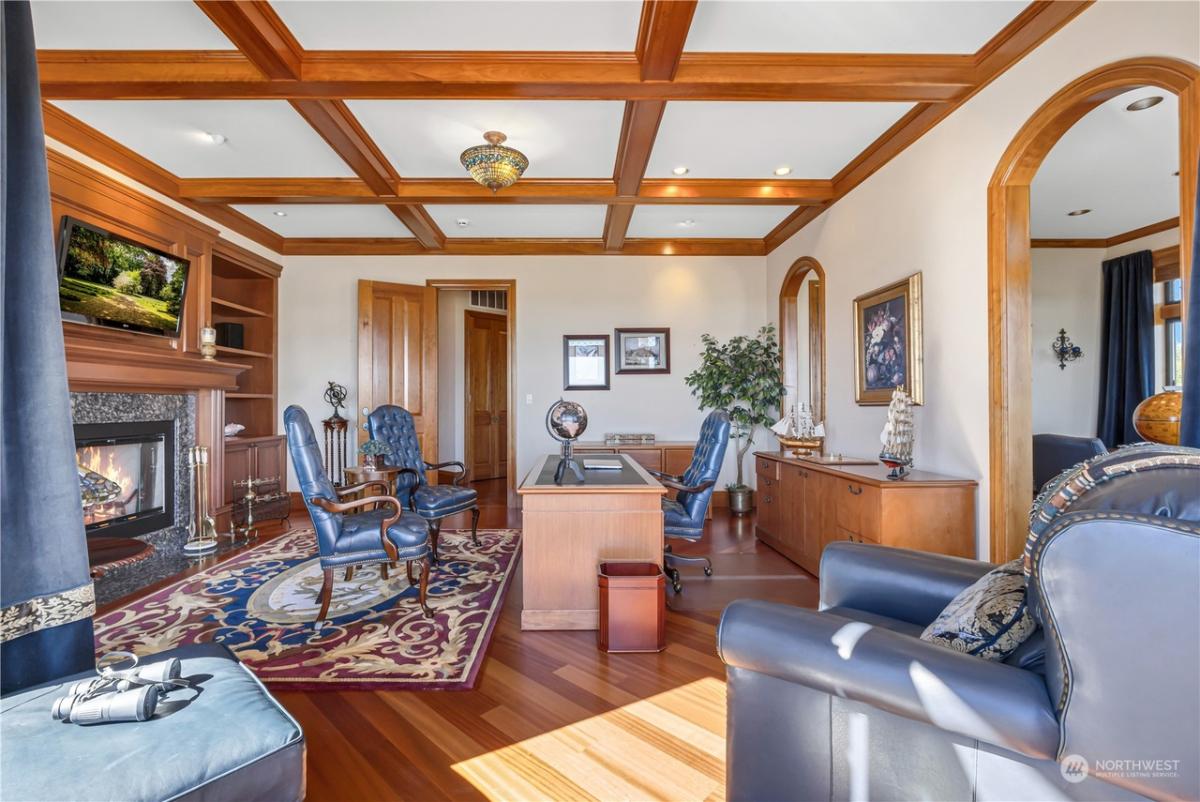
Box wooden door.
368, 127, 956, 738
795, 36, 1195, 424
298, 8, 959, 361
465, 310, 507, 480
253, 438, 284, 486
357, 281, 437, 478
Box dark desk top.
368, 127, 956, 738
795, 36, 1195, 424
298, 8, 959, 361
518, 453, 665, 493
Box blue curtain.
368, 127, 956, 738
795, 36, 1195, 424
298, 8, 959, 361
1, 0, 96, 693
1180, 160, 1200, 448
1096, 249, 1154, 448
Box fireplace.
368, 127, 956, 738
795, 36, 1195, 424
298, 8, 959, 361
75, 420, 175, 538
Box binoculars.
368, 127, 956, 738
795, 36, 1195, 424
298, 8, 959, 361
51, 653, 184, 726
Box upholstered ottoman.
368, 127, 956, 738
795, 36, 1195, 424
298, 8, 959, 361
0, 644, 304, 802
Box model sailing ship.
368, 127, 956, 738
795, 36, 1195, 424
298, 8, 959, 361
879, 386, 914, 479
772, 402, 825, 455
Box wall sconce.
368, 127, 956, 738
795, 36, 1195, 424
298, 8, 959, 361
1051, 328, 1082, 370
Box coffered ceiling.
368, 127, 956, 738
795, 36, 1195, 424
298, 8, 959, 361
32, 0, 1091, 256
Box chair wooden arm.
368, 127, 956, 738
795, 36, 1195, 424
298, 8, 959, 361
424, 460, 468, 486
311, 494, 402, 561
648, 470, 716, 494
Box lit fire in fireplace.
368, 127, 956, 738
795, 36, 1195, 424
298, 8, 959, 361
78, 445, 138, 525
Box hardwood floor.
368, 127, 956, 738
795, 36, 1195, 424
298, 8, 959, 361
106, 477, 818, 801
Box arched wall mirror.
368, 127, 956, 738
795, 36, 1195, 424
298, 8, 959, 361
779, 257, 827, 427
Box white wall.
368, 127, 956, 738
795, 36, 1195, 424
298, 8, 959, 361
436, 290, 470, 463
1029, 228, 1182, 439
765, 0, 1198, 557
1030, 248, 1105, 436
279, 256, 767, 491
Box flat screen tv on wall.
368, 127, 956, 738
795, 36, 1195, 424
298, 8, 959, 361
56, 216, 190, 338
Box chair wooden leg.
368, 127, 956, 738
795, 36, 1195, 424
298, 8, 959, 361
428, 519, 442, 564
470, 506, 481, 546
316, 568, 334, 622
344, 566, 354, 581
406, 559, 416, 585
417, 556, 433, 617
380, 562, 389, 581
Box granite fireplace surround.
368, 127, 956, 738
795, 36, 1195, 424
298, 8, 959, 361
71, 391, 196, 605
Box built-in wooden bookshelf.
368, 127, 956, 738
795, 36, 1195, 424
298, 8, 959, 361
210, 239, 284, 528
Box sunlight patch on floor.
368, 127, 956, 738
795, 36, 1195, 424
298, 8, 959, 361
452, 676, 727, 802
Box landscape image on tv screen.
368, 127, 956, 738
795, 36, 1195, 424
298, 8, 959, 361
57, 218, 190, 337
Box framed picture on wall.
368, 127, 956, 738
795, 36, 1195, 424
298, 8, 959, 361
563, 334, 610, 390
852, 272, 923, 405
614, 328, 670, 374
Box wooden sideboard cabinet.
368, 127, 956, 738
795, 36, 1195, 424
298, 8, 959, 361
223, 435, 287, 513
573, 441, 710, 519
754, 451, 977, 575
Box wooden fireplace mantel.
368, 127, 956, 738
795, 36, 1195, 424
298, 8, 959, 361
66, 339, 246, 393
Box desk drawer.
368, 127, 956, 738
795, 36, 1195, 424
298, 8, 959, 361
755, 456, 779, 481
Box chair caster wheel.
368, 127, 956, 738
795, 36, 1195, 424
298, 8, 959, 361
672, 581, 683, 593
703, 566, 713, 577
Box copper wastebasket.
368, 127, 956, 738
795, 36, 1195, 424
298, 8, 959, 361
598, 561, 666, 653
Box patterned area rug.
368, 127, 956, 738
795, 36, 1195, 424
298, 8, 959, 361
93, 528, 521, 691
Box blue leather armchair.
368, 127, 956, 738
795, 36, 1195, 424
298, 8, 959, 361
719, 444, 1200, 801
1033, 432, 1107, 494
367, 404, 480, 562
648, 410, 730, 592
284, 405, 433, 620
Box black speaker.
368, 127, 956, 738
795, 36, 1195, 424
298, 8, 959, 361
214, 322, 244, 350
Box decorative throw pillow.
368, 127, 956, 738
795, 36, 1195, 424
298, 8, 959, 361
920, 559, 1037, 661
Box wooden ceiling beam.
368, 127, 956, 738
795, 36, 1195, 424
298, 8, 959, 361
386, 204, 446, 249
36, 51, 976, 102
281, 237, 765, 257
603, 206, 635, 251
194, 1, 302, 80
636, 0, 698, 81
1030, 216, 1179, 248
177, 177, 834, 205
763, 0, 1092, 252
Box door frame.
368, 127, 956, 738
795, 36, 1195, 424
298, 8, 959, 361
987, 57, 1198, 562
779, 256, 827, 424
428, 279, 519, 507
464, 308, 509, 484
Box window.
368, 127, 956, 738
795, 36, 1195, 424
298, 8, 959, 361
1165, 317, 1183, 388
1165, 277, 1183, 304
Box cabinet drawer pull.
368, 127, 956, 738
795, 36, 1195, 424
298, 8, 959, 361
763, 496, 773, 504
848, 484, 863, 495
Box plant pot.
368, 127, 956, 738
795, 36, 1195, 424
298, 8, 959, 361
361, 454, 380, 470
728, 487, 754, 515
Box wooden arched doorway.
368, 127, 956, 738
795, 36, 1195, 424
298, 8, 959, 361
988, 57, 1199, 562
779, 257, 827, 423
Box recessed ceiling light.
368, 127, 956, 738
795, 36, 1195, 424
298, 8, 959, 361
272, 211, 287, 217
672, 166, 689, 176
1125, 96, 1163, 112
204, 132, 227, 145
1067, 208, 1092, 216
773, 166, 792, 176
456, 218, 470, 228
678, 219, 696, 228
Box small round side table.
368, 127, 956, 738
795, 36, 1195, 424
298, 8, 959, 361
343, 464, 406, 497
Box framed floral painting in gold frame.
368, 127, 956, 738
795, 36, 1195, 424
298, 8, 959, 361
852, 272, 923, 405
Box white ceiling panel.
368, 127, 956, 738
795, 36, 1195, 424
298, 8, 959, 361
1031, 90, 1179, 238
686, 1, 1028, 53
646, 101, 912, 179
425, 205, 606, 238
347, 100, 625, 178
30, 1, 234, 49
627, 205, 792, 238
231, 205, 413, 238
49, 101, 355, 178
271, 1, 640, 51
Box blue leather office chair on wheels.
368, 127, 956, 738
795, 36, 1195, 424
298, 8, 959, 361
648, 410, 730, 593
367, 404, 480, 563
284, 406, 434, 620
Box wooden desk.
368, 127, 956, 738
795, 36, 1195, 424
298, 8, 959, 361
517, 453, 666, 630
572, 440, 711, 519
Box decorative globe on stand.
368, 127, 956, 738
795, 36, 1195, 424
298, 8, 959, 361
546, 399, 588, 483
1133, 390, 1183, 444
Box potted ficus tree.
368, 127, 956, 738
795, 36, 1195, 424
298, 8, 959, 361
684, 325, 786, 515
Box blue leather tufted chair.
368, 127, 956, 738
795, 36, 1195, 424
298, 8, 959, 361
284, 405, 433, 620
367, 404, 480, 563
647, 410, 730, 592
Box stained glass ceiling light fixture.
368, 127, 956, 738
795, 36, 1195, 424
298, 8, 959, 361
460, 131, 529, 192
